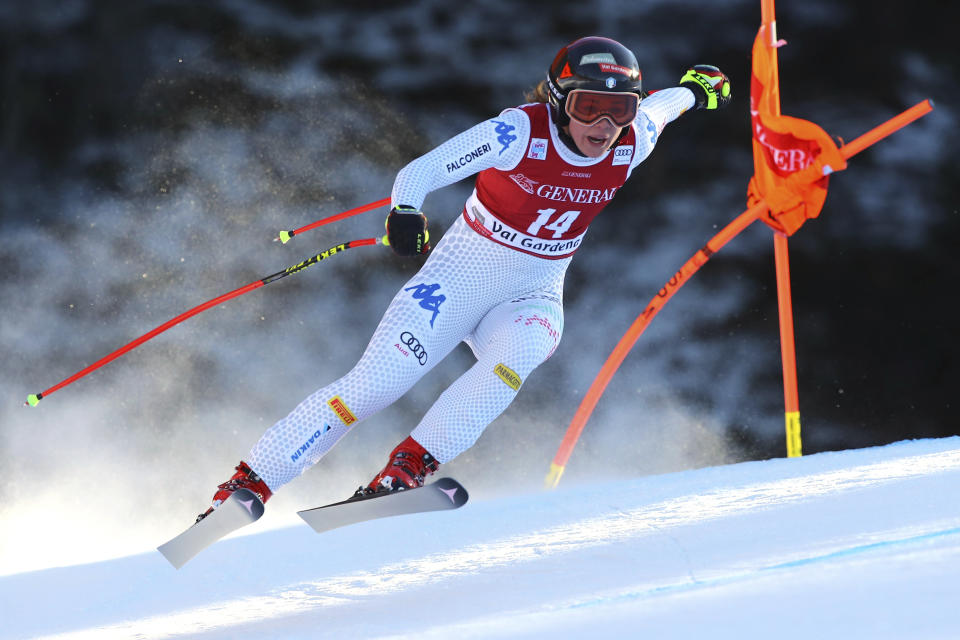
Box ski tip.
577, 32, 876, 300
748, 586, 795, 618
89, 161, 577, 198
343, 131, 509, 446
157, 543, 191, 570
157, 489, 265, 569
228, 488, 267, 520
433, 477, 469, 508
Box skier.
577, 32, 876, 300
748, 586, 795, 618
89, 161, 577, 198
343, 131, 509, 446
197, 36, 731, 520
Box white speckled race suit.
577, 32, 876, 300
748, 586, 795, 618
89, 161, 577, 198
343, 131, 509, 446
248, 88, 696, 491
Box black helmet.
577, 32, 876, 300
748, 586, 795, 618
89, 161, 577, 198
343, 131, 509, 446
545, 36, 643, 127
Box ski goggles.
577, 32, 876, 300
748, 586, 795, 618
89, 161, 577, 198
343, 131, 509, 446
564, 89, 639, 127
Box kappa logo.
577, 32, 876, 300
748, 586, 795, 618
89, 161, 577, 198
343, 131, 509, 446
492, 119, 517, 155
405, 282, 446, 328
327, 396, 357, 426
648, 119, 661, 144
494, 363, 522, 391
509, 173, 539, 195
527, 137, 548, 160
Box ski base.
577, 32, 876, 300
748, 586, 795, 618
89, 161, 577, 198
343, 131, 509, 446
157, 488, 264, 569
298, 477, 468, 534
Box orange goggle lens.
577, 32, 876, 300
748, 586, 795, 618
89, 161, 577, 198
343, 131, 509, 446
565, 90, 639, 127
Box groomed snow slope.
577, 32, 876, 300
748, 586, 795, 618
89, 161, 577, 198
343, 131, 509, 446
5, 437, 960, 639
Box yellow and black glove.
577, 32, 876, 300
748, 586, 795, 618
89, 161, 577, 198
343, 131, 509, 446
385, 206, 430, 257
680, 65, 731, 110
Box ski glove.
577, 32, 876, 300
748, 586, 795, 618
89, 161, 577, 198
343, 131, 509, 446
680, 65, 731, 110
385, 206, 431, 256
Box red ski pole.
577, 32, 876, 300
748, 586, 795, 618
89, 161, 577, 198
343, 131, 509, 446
25, 237, 382, 407
275, 197, 390, 244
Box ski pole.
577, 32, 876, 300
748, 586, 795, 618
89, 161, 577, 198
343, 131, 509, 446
275, 197, 390, 244
25, 237, 383, 407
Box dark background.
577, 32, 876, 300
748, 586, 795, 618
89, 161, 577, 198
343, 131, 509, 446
1, 0, 957, 567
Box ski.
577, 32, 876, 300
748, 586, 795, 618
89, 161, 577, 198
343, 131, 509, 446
298, 477, 468, 534
157, 488, 264, 569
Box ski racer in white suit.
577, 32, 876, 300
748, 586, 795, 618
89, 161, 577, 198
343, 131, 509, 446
197, 36, 731, 520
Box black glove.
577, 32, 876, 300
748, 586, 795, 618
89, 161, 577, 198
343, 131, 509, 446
385, 206, 430, 256
679, 65, 731, 110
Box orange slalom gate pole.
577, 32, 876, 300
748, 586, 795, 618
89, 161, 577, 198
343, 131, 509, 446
839, 100, 933, 161
775, 231, 803, 456
758, 0, 804, 457
544, 100, 934, 488
544, 202, 768, 488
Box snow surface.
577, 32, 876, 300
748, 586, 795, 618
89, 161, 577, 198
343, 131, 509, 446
4, 437, 960, 639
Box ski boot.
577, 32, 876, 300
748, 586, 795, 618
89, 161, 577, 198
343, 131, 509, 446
196, 461, 273, 522
352, 436, 439, 500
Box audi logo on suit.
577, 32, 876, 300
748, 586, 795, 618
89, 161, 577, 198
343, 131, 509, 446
399, 331, 428, 365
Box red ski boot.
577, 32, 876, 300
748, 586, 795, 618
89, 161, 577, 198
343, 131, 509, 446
196, 461, 273, 522
353, 436, 439, 499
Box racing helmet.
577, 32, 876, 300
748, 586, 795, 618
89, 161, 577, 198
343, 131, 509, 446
545, 36, 643, 128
